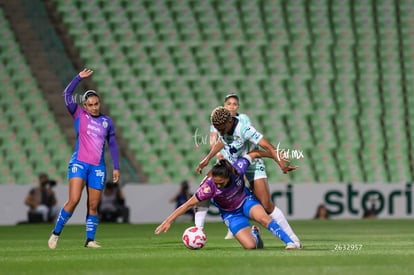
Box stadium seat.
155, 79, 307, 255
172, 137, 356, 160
0, 7, 72, 184
308, 2, 334, 45
45, 0, 412, 184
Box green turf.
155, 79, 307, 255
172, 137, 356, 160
0, 219, 413, 275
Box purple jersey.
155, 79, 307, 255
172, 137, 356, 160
63, 75, 120, 169
195, 157, 251, 211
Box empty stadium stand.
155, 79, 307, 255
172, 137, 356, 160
1, 0, 413, 184
0, 7, 72, 183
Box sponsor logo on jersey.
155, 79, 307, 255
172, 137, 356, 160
203, 186, 211, 194
236, 179, 242, 186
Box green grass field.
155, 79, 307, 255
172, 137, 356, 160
0, 219, 413, 275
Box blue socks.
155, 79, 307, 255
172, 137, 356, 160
52, 209, 99, 243
53, 208, 73, 235
86, 214, 99, 241
267, 220, 294, 244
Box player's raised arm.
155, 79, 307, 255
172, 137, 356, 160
79, 68, 93, 79
63, 69, 94, 115
257, 137, 297, 174
246, 149, 271, 160
210, 126, 225, 160
196, 138, 224, 174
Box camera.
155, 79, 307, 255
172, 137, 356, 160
44, 180, 57, 187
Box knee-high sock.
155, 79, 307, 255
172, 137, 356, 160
267, 220, 293, 244
270, 207, 300, 242
86, 214, 99, 241
194, 206, 208, 229
53, 208, 72, 235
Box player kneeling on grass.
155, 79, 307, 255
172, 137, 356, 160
155, 150, 300, 250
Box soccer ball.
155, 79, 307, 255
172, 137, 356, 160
182, 226, 207, 249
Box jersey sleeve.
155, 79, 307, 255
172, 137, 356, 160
63, 75, 82, 115
209, 124, 217, 134
195, 179, 215, 201
106, 118, 120, 170
239, 113, 252, 125
242, 124, 263, 145
233, 157, 252, 176
209, 124, 221, 148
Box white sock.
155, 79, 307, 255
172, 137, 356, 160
270, 207, 300, 243
194, 206, 209, 229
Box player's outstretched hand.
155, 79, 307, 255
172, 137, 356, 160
281, 165, 298, 174
196, 158, 209, 175
79, 68, 93, 79
155, 221, 171, 234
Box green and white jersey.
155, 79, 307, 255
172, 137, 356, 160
210, 113, 267, 182
220, 115, 263, 163
210, 113, 252, 158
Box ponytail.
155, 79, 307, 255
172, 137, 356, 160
211, 159, 239, 179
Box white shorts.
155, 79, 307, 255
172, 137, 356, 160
245, 158, 267, 184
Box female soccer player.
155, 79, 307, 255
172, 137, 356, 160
48, 68, 120, 249
209, 94, 251, 160
196, 106, 302, 248
155, 151, 298, 250
195, 94, 252, 239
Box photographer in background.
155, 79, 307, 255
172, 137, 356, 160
98, 181, 130, 223
24, 173, 60, 223
170, 180, 194, 222
363, 194, 379, 219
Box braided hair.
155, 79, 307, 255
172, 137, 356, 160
210, 106, 232, 128
211, 159, 239, 179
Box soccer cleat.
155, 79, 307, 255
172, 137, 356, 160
285, 242, 302, 250
224, 229, 234, 240
251, 225, 264, 249
294, 241, 303, 249
290, 235, 302, 248
48, 233, 59, 249
85, 240, 101, 248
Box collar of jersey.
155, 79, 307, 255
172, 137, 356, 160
227, 117, 238, 136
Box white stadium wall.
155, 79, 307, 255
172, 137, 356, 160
0, 183, 412, 225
